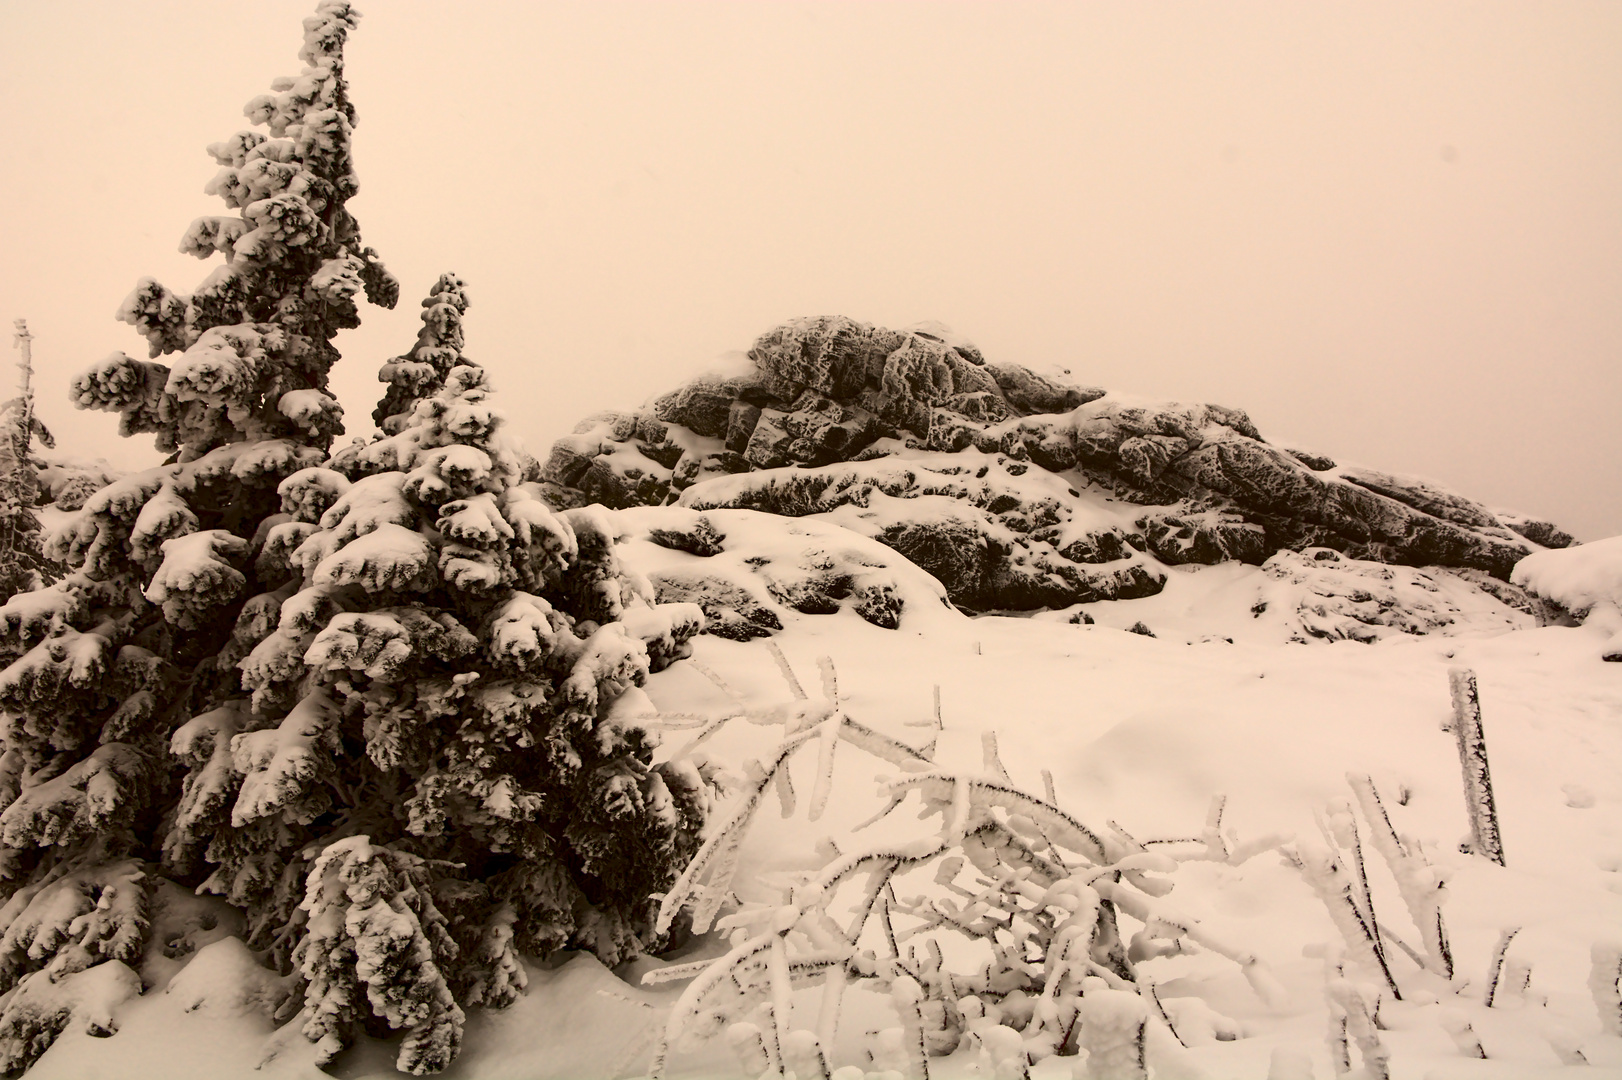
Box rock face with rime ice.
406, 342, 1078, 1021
539, 315, 1571, 617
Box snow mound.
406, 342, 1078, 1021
1513, 535, 1622, 661
610, 506, 956, 637
1038, 550, 1538, 647
1513, 534, 1622, 615
1258, 547, 1537, 643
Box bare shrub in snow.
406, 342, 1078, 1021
643, 651, 1286, 1080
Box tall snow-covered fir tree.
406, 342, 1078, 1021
0, 322, 58, 602
0, 5, 705, 1074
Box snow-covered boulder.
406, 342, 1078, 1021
609, 506, 955, 636
1513, 534, 1622, 660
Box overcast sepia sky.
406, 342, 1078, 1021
2, 2, 1618, 540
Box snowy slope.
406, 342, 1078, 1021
32, 512, 1622, 1079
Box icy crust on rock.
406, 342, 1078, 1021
540, 315, 1570, 626
1036, 550, 1542, 647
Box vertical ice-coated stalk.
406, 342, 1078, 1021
1591, 941, 1622, 1035
1483, 927, 1519, 1007
725, 1022, 773, 1079
1438, 1009, 1487, 1058
1347, 773, 1453, 978
976, 1025, 1030, 1080
768, 935, 794, 1072
1297, 833, 1401, 999
1075, 975, 1149, 1080
1545, 1029, 1590, 1066
1201, 793, 1231, 861
1323, 945, 1390, 1080
889, 975, 932, 1080
782, 1030, 832, 1080
1447, 668, 1504, 866
808, 710, 842, 822
981, 731, 1013, 783
1327, 801, 1376, 950
817, 961, 848, 1056
9, 319, 32, 446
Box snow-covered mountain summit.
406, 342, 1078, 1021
539, 316, 1573, 645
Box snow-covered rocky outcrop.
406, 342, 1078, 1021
539, 315, 1569, 633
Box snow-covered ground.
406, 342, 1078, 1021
28, 521, 1622, 1079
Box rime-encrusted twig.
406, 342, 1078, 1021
890, 975, 932, 1080
657, 725, 822, 934
1546, 1028, 1590, 1066
883, 773, 1108, 864
1322, 799, 1400, 1002
1321, 944, 1390, 1080
651, 785, 1263, 1076
1374, 923, 1428, 972
1200, 793, 1231, 862
766, 640, 806, 700
688, 658, 744, 703
1438, 1009, 1487, 1059
648, 654, 1284, 1080
1482, 926, 1519, 1007
1347, 773, 1452, 978
1592, 940, 1622, 1036
980, 731, 1013, 784
1288, 836, 1401, 1000
1143, 979, 1186, 1048
654, 653, 938, 935
1326, 800, 1378, 953
1447, 668, 1504, 866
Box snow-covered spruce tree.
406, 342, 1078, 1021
0, 404, 55, 603
236, 279, 706, 1071
0, 321, 59, 602
0, 4, 393, 1072
0, 6, 705, 1075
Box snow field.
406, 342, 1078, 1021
25, 536, 1622, 1078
